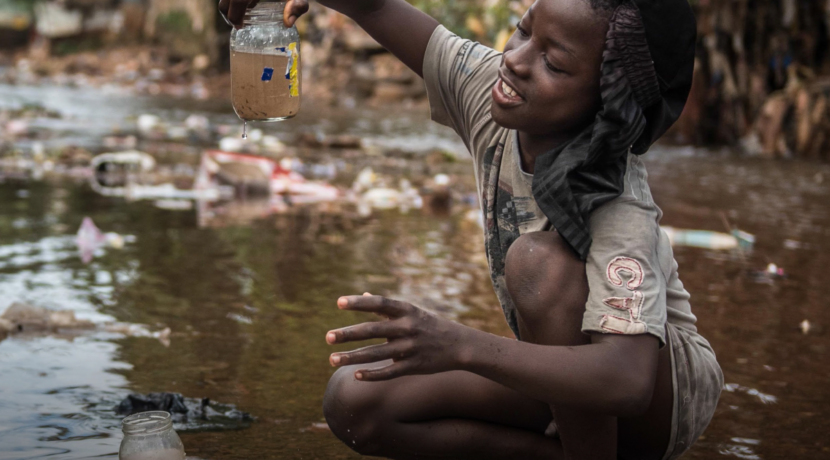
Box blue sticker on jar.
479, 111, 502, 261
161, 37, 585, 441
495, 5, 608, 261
261, 67, 274, 81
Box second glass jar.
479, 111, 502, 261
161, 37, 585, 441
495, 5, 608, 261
119, 411, 185, 460
230, 1, 301, 122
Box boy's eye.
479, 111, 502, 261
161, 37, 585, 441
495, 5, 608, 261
544, 57, 564, 73
516, 22, 529, 38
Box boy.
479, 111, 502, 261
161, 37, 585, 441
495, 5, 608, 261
220, 0, 723, 458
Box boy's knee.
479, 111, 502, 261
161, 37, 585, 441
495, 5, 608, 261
504, 232, 587, 326
323, 365, 387, 455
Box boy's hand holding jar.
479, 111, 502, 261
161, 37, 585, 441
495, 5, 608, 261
219, 0, 309, 29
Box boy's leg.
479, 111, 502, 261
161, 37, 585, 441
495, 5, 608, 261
505, 231, 616, 460
324, 363, 564, 459
504, 231, 673, 460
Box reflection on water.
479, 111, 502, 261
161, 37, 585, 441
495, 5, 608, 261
1, 85, 829, 459
645, 152, 830, 459
0, 335, 129, 459
0, 178, 501, 459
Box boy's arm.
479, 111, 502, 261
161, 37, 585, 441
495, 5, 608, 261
462, 328, 659, 417
328, 295, 659, 418
221, 0, 439, 77
316, 0, 439, 77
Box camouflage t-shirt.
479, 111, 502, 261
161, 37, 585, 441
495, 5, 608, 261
423, 26, 698, 344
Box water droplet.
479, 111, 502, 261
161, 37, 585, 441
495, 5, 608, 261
241, 121, 248, 139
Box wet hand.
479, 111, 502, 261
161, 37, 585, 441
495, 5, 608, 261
327, 294, 468, 381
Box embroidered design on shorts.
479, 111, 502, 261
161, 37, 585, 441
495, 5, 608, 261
601, 257, 647, 335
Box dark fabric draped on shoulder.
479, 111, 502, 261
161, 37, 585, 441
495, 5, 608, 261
530, 0, 692, 260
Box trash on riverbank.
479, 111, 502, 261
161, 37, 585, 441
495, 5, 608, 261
783, 239, 817, 250
748, 263, 787, 284
90, 150, 222, 202
154, 199, 194, 211
0, 300, 172, 344
351, 166, 423, 216
722, 383, 778, 405
0, 302, 94, 333
115, 392, 256, 432
92, 150, 155, 169
301, 422, 331, 433
103, 323, 172, 346
297, 132, 362, 149
741, 77, 830, 161
360, 183, 422, 212
662, 227, 755, 251
226, 312, 253, 325
91, 150, 156, 180
198, 150, 340, 202
76, 216, 126, 263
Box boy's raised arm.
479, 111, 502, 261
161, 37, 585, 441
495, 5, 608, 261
316, 0, 439, 77
221, 0, 440, 77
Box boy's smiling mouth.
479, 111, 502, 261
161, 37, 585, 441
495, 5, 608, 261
501, 80, 519, 97
492, 74, 525, 108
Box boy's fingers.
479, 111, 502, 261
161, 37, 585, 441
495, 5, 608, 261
330, 341, 411, 367
218, 0, 231, 16
284, 0, 309, 27
337, 295, 411, 318
226, 0, 254, 27
356, 361, 414, 381
327, 320, 402, 344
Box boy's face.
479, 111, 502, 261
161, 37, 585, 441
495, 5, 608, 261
491, 0, 608, 139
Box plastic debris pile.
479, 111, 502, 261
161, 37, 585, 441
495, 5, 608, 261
0, 301, 172, 346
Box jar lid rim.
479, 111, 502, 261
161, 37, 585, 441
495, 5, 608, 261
122, 411, 174, 435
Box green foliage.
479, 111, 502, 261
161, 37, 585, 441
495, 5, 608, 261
52, 37, 104, 56
154, 9, 209, 58
0, 0, 38, 14
407, 0, 524, 45
156, 10, 195, 35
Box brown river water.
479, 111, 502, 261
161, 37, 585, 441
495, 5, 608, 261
0, 84, 828, 459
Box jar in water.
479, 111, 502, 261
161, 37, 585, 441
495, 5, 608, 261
230, 1, 301, 122
119, 411, 186, 460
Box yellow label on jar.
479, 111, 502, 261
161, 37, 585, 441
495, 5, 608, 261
288, 43, 299, 97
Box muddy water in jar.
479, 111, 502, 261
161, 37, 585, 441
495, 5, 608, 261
231, 49, 300, 122
121, 449, 185, 460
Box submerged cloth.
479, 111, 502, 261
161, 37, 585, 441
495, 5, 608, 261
423, 24, 722, 457
115, 392, 256, 431
531, 0, 697, 260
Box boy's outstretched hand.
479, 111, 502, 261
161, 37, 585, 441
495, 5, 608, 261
219, 0, 309, 28
327, 294, 471, 381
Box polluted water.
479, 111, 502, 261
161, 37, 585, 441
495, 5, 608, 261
231, 50, 300, 122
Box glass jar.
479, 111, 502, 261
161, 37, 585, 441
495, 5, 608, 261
230, 1, 301, 122
119, 411, 186, 460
